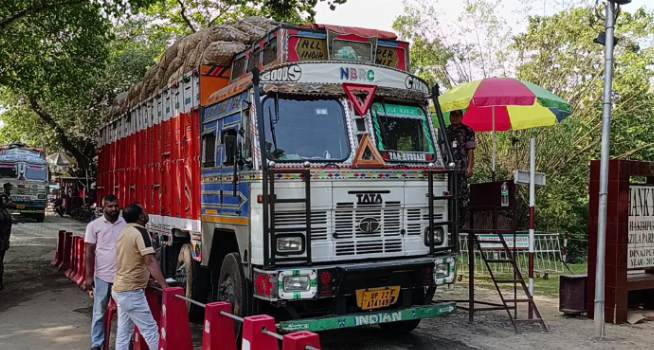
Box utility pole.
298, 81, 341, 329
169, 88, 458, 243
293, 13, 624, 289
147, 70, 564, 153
594, 0, 627, 339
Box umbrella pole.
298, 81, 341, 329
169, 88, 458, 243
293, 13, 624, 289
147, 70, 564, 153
492, 106, 496, 181
528, 136, 536, 319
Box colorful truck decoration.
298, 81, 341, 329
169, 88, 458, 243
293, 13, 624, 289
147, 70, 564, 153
97, 20, 458, 332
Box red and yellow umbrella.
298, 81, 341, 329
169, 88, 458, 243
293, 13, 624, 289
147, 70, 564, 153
438, 78, 572, 175
438, 78, 572, 130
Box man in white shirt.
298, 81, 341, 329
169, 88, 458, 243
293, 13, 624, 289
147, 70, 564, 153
84, 194, 126, 350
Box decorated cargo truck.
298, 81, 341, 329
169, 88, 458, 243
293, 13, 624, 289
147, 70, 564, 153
96, 18, 458, 332
0, 143, 48, 222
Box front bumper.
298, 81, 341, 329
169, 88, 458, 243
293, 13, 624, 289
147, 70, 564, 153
253, 255, 457, 302
12, 201, 46, 214
277, 302, 456, 332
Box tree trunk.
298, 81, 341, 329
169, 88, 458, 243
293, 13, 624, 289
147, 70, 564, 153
27, 96, 93, 175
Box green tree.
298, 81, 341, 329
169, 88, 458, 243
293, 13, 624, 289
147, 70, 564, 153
0, 1, 346, 175
0, 1, 163, 174
142, 0, 347, 36
393, 0, 514, 87
512, 7, 654, 246
394, 1, 654, 255
393, 5, 454, 88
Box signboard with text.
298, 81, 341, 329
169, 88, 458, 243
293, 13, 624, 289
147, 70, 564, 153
628, 185, 654, 269
477, 233, 529, 250
260, 63, 429, 95
587, 160, 654, 324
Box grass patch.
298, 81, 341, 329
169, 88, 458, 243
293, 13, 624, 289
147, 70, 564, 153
532, 262, 586, 297
458, 262, 588, 298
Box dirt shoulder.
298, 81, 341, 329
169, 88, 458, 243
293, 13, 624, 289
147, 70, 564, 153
429, 285, 654, 350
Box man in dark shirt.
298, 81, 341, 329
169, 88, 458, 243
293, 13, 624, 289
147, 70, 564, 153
446, 110, 476, 227
0, 183, 15, 291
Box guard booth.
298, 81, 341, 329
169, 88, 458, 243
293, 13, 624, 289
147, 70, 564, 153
588, 160, 654, 324
467, 180, 518, 232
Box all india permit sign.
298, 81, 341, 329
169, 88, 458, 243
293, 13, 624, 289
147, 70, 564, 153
628, 185, 654, 269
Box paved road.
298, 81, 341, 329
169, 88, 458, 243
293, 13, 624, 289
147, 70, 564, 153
0, 215, 476, 350
5, 215, 654, 350
0, 214, 91, 349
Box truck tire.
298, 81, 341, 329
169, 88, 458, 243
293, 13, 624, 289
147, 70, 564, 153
216, 252, 248, 317
176, 243, 208, 321
34, 213, 45, 222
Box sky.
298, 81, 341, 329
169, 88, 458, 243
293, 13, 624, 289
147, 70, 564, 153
315, 0, 654, 33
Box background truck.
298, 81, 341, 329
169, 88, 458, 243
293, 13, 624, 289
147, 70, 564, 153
0, 143, 49, 222
96, 18, 458, 332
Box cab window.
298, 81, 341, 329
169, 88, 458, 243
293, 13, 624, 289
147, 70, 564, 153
201, 132, 216, 167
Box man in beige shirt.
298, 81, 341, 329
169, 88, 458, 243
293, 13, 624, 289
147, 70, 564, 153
112, 204, 168, 350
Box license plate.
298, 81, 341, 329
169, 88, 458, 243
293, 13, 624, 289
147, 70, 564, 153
355, 286, 400, 310
16, 204, 25, 209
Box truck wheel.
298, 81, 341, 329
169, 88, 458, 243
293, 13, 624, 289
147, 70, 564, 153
35, 213, 45, 222
217, 253, 247, 317
176, 243, 207, 321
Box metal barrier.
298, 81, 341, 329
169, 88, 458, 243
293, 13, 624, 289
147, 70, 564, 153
457, 231, 566, 277
153, 286, 322, 350
51, 230, 65, 267
53, 232, 322, 349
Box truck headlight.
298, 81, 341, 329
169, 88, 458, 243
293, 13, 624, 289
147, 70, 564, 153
434, 262, 449, 280
276, 236, 304, 253
433, 256, 456, 285
278, 269, 318, 300
283, 275, 311, 292
37, 194, 46, 200
424, 226, 445, 246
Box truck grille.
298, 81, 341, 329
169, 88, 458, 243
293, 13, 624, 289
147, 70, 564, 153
273, 203, 440, 258
406, 209, 443, 236
334, 201, 403, 256
273, 210, 328, 240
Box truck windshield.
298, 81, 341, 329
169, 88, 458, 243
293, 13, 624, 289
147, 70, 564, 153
26, 164, 47, 181
262, 96, 350, 161
371, 102, 435, 161
0, 163, 17, 178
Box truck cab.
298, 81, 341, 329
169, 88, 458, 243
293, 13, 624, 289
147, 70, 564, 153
96, 21, 458, 332
0, 143, 48, 222
198, 24, 457, 332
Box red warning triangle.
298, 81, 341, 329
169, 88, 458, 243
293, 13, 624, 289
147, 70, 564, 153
343, 83, 377, 116
353, 134, 385, 168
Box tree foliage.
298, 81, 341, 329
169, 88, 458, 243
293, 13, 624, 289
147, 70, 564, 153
395, 1, 654, 253
0, 0, 345, 175
0, 1, 115, 172
0, 16, 166, 174
512, 7, 654, 244
141, 0, 347, 36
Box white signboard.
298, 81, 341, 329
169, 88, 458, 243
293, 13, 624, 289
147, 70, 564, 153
628, 185, 654, 269
477, 233, 529, 250
260, 62, 430, 94
513, 170, 546, 186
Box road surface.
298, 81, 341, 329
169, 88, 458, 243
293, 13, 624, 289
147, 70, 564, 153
1, 215, 653, 349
